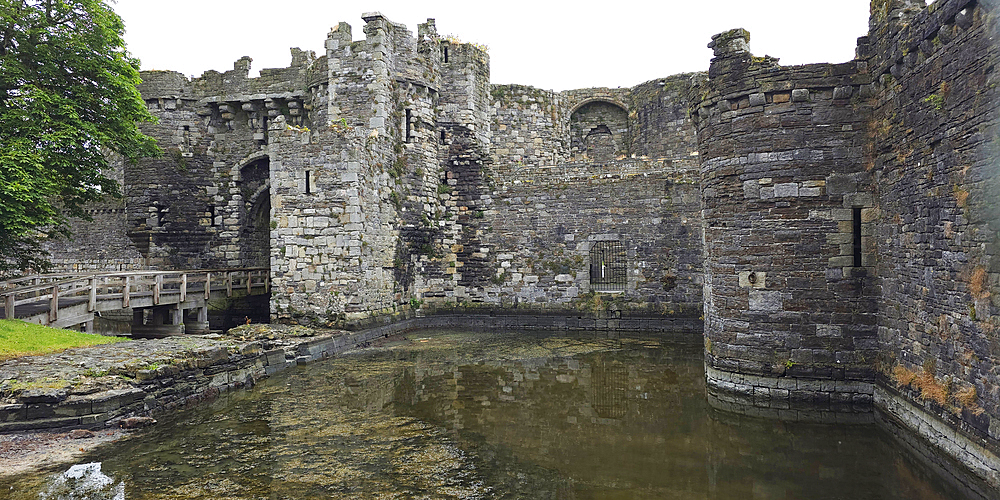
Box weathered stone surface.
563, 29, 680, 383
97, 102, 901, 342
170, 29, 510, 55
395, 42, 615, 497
25, 1, 1000, 490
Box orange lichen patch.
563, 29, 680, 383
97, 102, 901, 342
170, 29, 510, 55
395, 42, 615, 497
953, 186, 970, 208
969, 266, 990, 299
940, 81, 952, 101
892, 364, 948, 407
955, 386, 978, 408
893, 365, 918, 387
943, 220, 954, 238
915, 370, 948, 406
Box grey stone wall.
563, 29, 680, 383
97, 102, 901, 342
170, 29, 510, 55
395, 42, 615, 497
691, 0, 1000, 488
476, 161, 702, 314
694, 28, 878, 405
489, 85, 568, 170
266, 121, 399, 324
866, 0, 1000, 477
45, 11, 704, 322
42, 206, 146, 273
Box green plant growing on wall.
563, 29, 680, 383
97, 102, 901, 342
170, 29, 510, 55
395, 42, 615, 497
390, 157, 406, 179
490, 270, 508, 285
437, 183, 452, 195
575, 290, 606, 315
924, 93, 945, 111
169, 148, 189, 172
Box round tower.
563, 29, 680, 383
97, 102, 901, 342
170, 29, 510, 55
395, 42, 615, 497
693, 29, 877, 416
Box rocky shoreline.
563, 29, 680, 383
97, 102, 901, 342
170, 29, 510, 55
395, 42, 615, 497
0, 324, 377, 476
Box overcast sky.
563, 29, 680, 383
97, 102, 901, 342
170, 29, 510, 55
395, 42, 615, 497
114, 0, 873, 92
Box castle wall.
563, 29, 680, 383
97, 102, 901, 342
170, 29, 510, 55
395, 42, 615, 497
42, 207, 146, 273
693, 30, 878, 406
865, 0, 1000, 485
24, 1, 1000, 491
266, 122, 400, 323
478, 161, 703, 314
629, 74, 702, 161
27, 3, 1000, 490
489, 85, 568, 170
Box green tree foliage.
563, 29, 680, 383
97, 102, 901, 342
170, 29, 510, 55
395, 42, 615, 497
0, 0, 158, 276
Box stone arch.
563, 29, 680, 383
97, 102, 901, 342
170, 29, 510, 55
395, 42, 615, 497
235, 151, 270, 179
568, 97, 628, 116
569, 99, 629, 163
238, 156, 271, 268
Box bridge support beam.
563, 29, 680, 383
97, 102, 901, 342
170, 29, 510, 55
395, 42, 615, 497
184, 305, 211, 334
132, 305, 185, 338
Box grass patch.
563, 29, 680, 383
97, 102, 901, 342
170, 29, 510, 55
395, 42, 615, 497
0, 320, 128, 362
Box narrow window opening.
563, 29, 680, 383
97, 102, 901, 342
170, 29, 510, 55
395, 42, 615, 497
443, 47, 449, 63
440, 130, 446, 143
305, 170, 311, 194
183, 125, 190, 131
853, 207, 863, 267
405, 109, 413, 142
208, 205, 216, 226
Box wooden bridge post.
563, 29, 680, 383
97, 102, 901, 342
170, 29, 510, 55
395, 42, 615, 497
227, 272, 233, 297
4, 294, 13, 319
123, 276, 131, 308
247, 270, 252, 294
48, 285, 58, 323
88, 277, 97, 312
154, 274, 162, 305
185, 304, 211, 334
205, 272, 212, 300
180, 273, 187, 302
170, 306, 184, 331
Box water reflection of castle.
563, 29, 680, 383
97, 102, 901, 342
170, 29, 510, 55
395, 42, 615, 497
327, 340, 951, 498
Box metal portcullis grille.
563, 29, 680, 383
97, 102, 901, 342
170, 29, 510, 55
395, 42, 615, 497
590, 241, 627, 292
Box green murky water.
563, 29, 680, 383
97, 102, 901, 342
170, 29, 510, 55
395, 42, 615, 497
0, 330, 982, 499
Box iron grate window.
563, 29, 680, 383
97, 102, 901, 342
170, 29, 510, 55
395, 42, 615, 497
590, 240, 627, 292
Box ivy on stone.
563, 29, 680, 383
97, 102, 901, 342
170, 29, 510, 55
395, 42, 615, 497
0, 0, 158, 276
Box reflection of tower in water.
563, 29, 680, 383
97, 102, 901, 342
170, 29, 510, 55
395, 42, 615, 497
591, 359, 628, 419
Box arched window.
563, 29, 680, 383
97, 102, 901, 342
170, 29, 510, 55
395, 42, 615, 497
569, 100, 629, 163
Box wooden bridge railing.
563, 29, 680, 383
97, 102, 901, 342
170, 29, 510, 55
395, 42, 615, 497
1, 268, 270, 322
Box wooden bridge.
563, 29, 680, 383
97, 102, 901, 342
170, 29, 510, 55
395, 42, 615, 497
0, 268, 269, 337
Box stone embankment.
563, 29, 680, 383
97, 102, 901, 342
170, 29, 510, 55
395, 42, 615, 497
0, 324, 388, 434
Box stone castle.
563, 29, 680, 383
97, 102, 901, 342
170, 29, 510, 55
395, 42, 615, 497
44, 0, 1000, 491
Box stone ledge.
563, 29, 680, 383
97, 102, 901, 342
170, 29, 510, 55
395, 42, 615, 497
875, 386, 1000, 493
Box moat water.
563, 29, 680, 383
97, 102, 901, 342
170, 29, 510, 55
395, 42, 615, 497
0, 330, 981, 499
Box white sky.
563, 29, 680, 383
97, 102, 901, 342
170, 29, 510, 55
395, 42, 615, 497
114, 1, 872, 92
